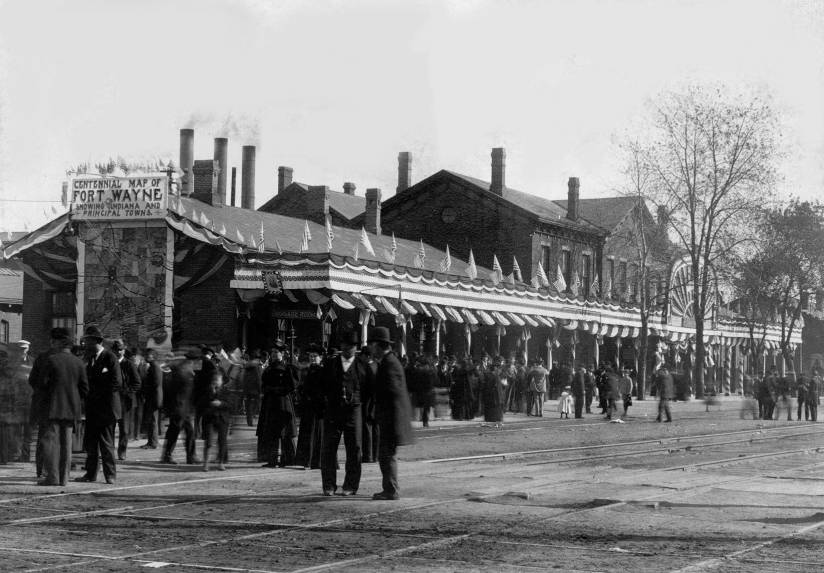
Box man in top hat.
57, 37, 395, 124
111, 339, 141, 461
36, 327, 88, 486
320, 331, 368, 496
368, 327, 413, 500
76, 326, 122, 484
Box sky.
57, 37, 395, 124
0, 0, 822, 231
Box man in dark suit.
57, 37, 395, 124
139, 349, 164, 449
112, 340, 141, 461
572, 365, 586, 419
76, 326, 121, 484
37, 328, 88, 486
161, 349, 199, 464
320, 331, 366, 496
368, 327, 413, 501
258, 341, 298, 467
654, 367, 674, 423
359, 346, 379, 464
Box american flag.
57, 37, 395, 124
490, 254, 503, 284
553, 264, 567, 293
512, 256, 523, 283
413, 240, 426, 269
325, 215, 334, 252
299, 220, 311, 252
534, 261, 549, 287
590, 274, 600, 296
360, 226, 375, 256
439, 245, 452, 272
258, 220, 265, 253
570, 271, 580, 297
466, 249, 478, 280
383, 232, 398, 264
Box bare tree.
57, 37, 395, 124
639, 86, 781, 397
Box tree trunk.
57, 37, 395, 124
638, 317, 648, 400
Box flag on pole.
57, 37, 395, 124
353, 240, 360, 262
535, 261, 549, 288
200, 212, 210, 227
383, 232, 398, 264
512, 256, 523, 283
590, 274, 600, 296
235, 227, 245, 244
300, 220, 311, 252
553, 265, 567, 293
413, 240, 426, 269
250, 236, 257, 250
439, 245, 452, 272
604, 274, 613, 298
570, 271, 580, 297
466, 249, 478, 280
219, 223, 227, 236
258, 221, 265, 253
360, 227, 375, 256
275, 239, 283, 255
490, 254, 503, 284
325, 215, 334, 252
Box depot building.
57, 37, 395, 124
2, 128, 801, 394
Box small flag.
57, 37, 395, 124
439, 245, 452, 272
300, 220, 311, 252
413, 240, 426, 269
590, 275, 600, 296
360, 227, 375, 256
325, 215, 334, 252
553, 265, 567, 293
466, 249, 478, 280
275, 239, 283, 255
604, 275, 613, 298
235, 227, 245, 243
512, 256, 523, 283
219, 223, 227, 236
200, 212, 210, 227
250, 236, 257, 250
383, 232, 398, 264
316, 305, 323, 320
353, 240, 360, 261
535, 261, 549, 287
490, 254, 503, 284
570, 271, 580, 297
258, 221, 265, 253
327, 307, 338, 321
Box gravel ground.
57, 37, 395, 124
0, 396, 821, 572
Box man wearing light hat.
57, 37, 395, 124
76, 326, 122, 484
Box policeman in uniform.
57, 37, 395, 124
320, 331, 367, 496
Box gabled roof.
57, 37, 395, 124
258, 183, 366, 222
553, 196, 639, 232
379, 169, 604, 235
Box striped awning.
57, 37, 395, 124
444, 306, 464, 323
400, 300, 418, 315
429, 303, 448, 322
305, 289, 330, 305
534, 316, 555, 328
520, 314, 539, 328
411, 300, 432, 317
331, 293, 356, 310
491, 311, 511, 326
506, 312, 525, 326
374, 296, 399, 316
562, 320, 578, 331
349, 292, 377, 311
461, 308, 479, 325
475, 309, 496, 326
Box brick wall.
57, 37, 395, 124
174, 251, 238, 349
21, 273, 50, 354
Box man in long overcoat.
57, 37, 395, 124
112, 340, 141, 461
258, 342, 298, 467
369, 327, 413, 500
76, 326, 121, 484
38, 328, 88, 486
572, 365, 586, 419
139, 348, 164, 449
161, 350, 199, 464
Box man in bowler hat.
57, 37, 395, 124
36, 328, 88, 486
320, 331, 367, 496
76, 326, 121, 484
368, 327, 413, 500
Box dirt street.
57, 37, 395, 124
0, 397, 821, 572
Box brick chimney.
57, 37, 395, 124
192, 159, 218, 204
567, 177, 580, 221
490, 148, 505, 196
277, 166, 293, 194
365, 188, 382, 235
241, 145, 256, 209
307, 185, 330, 225
179, 128, 194, 196
343, 182, 356, 196
212, 138, 228, 206
397, 152, 411, 193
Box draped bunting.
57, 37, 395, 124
400, 300, 418, 315
305, 289, 330, 305
506, 312, 525, 327
444, 306, 463, 323
491, 310, 510, 326
562, 320, 578, 331
520, 314, 539, 328
475, 309, 496, 326
428, 303, 448, 322
461, 308, 479, 325
331, 293, 356, 310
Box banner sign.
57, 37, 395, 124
70, 176, 168, 219
271, 310, 317, 320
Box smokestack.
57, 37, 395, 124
179, 128, 194, 196
490, 148, 505, 196
343, 182, 356, 196
241, 145, 256, 209
567, 177, 580, 221
277, 166, 293, 194
230, 167, 237, 207
397, 152, 411, 193
365, 188, 382, 235
212, 137, 228, 206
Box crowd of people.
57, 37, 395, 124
1, 327, 820, 493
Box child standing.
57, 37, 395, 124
558, 386, 574, 419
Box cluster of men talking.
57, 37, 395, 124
750, 366, 821, 421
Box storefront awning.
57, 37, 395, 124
491, 311, 510, 326
461, 308, 479, 325
428, 303, 448, 322
475, 309, 496, 326
506, 312, 525, 327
